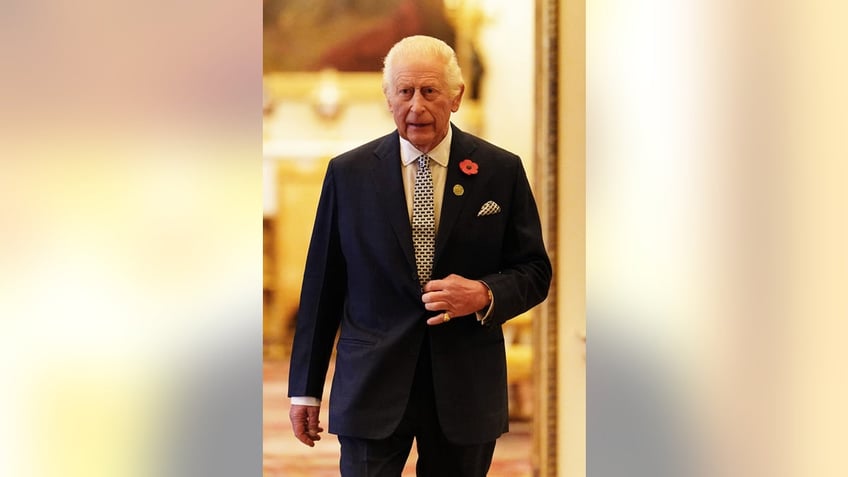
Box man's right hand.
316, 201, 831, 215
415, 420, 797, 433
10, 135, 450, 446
289, 404, 324, 447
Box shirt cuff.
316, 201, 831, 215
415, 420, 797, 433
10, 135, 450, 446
290, 396, 321, 406
475, 281, 494, 324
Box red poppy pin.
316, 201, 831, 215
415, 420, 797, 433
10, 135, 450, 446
459, 159, 479, 175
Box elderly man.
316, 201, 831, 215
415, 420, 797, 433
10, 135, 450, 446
288, 35, 551, 476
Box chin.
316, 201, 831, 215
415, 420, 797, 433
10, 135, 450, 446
407, 134, 433, 147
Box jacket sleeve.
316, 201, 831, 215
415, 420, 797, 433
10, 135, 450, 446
479, 159, 552, 326
287, 162, 347, 398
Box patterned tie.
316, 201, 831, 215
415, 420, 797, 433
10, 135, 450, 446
412, 155, 435, 287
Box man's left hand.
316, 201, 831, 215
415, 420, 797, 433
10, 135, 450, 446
422, 274, 491, 325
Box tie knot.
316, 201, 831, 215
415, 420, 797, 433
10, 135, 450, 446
418, 155, 429, 170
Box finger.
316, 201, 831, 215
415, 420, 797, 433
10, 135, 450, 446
422, 290, 450, 303
421, 289, 445, 302
294, 424, 318, 446
422, 279, 446, 292
295, 433, 316, 447
306, 408, 322, 428
290, 414, 306, 436
306, 407, 324, 439
424, 301, 450, 312
426, 312, 451, 326
306, 408, 319, 427
292, 419, 316, 446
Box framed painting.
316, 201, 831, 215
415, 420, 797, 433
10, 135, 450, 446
264, 0, 457, 73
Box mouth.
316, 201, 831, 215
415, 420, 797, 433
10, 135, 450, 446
407, 122, 430, 129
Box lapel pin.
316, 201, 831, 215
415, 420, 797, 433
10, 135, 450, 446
452, 184, 465, 196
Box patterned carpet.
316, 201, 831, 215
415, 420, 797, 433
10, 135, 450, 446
263, 361, 533, 476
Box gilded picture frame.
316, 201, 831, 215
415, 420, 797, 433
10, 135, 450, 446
533, 0, 560, 475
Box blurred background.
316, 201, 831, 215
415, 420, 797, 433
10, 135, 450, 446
2, 0, 848, 476
260, 2, 563, 475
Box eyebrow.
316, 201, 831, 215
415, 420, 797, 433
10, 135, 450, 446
394, 82, 441, 90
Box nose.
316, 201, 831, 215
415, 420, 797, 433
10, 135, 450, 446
410, 90, 425, 113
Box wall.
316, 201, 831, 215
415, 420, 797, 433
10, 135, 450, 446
558, 0, 586, 476
476, 0, 535, 177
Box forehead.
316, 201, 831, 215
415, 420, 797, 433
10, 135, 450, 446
390, 57, 446, 86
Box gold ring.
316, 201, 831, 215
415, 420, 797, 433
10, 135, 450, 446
443, 312, 451, 323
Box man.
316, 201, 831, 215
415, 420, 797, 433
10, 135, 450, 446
288, 35, 551, 476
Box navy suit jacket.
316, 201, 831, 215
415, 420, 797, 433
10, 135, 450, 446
288, 124, 551, 445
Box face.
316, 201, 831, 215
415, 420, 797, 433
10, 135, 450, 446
385, 56, 464, 153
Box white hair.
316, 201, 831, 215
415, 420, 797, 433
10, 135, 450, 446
382, 35, 464, 97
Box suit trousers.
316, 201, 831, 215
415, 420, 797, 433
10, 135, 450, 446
338, 336, 497, 477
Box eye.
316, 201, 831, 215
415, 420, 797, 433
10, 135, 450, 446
422, 87, 437, 97
397, 88, 413, 98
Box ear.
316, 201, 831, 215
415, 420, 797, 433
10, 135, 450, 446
450, 84, 465, 112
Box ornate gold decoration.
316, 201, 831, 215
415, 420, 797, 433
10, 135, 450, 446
533, 0, 560, 475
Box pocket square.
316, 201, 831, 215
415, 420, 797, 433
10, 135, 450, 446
477, 200, 501, 217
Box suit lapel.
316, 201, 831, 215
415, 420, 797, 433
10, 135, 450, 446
370, 126, 482, 280
434, 125, 479, 261
371, 132, 417, 274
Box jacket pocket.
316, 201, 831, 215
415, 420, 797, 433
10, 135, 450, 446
337, 336, 376, 347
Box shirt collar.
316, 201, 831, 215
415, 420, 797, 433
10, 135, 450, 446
400, 125, 452, 168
